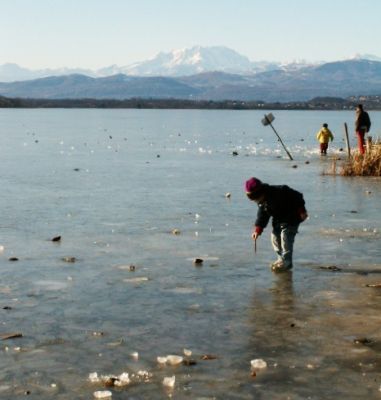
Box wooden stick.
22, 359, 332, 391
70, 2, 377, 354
344, 122, 351, 159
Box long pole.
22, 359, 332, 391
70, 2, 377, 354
344, 122, 351, 159
265, 115, 293, 160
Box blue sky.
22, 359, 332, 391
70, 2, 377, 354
1, 0, 381, 69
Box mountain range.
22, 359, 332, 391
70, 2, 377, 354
1, 46, 381, 102
0, 46, 315, 82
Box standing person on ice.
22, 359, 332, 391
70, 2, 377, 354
245, 177, 308, 272
316, 123, 334, 155
355, 104, 371, 155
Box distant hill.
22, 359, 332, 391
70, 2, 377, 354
0, 62, 96, 82
0, 74, 201, 99
0, 59, 381, 102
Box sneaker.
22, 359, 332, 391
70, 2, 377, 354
271, 261, 293, 273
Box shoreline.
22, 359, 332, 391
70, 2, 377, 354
1, 95, 381, 111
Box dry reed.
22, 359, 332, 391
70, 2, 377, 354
340, 143, 381, 176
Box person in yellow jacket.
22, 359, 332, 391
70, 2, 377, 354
316, 123, 334, 155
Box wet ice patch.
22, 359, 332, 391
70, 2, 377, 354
313, 290, 340, 300
34, 280, 69, 291
320, 228, 380, 239
123, 277, 149, 283
101, 222, 126, 227
165, 287, 202, 295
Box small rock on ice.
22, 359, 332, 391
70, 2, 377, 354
62, 256, 76, 263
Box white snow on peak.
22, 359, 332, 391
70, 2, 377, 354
349, 53, 381, 62
122, 46, 255, 76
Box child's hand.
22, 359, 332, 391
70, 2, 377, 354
252, 232, 260, 240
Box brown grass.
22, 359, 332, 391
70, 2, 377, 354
339, 143, 381, 176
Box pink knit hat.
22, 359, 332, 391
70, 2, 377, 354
245, 177, 263, 194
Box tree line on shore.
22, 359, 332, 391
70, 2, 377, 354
1, 95, 381, 110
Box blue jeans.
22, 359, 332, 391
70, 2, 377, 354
271, 223, 299, 267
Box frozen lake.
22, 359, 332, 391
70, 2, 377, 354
0, 109, 380, 399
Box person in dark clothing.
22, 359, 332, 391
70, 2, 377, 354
245, 177, 308, 272
355, 104, 371, 155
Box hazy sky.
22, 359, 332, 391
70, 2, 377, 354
1, 0, 381, 69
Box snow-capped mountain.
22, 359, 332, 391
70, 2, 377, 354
121, 46, 255, 76
350, 53, 381, 62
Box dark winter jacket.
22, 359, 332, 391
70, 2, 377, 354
355, 110, 371, 132
254, 184, 306, 231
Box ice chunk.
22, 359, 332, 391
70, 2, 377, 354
114, 372, 130, 386
123, 277, 149, 283
136, 370, 152, 382
183, 349, 192, 356
157, 356, 167, 364
166, 355, 183, 365
93, 390, 112, 399
250, 359, 267, 370
163, 376, 175, 388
